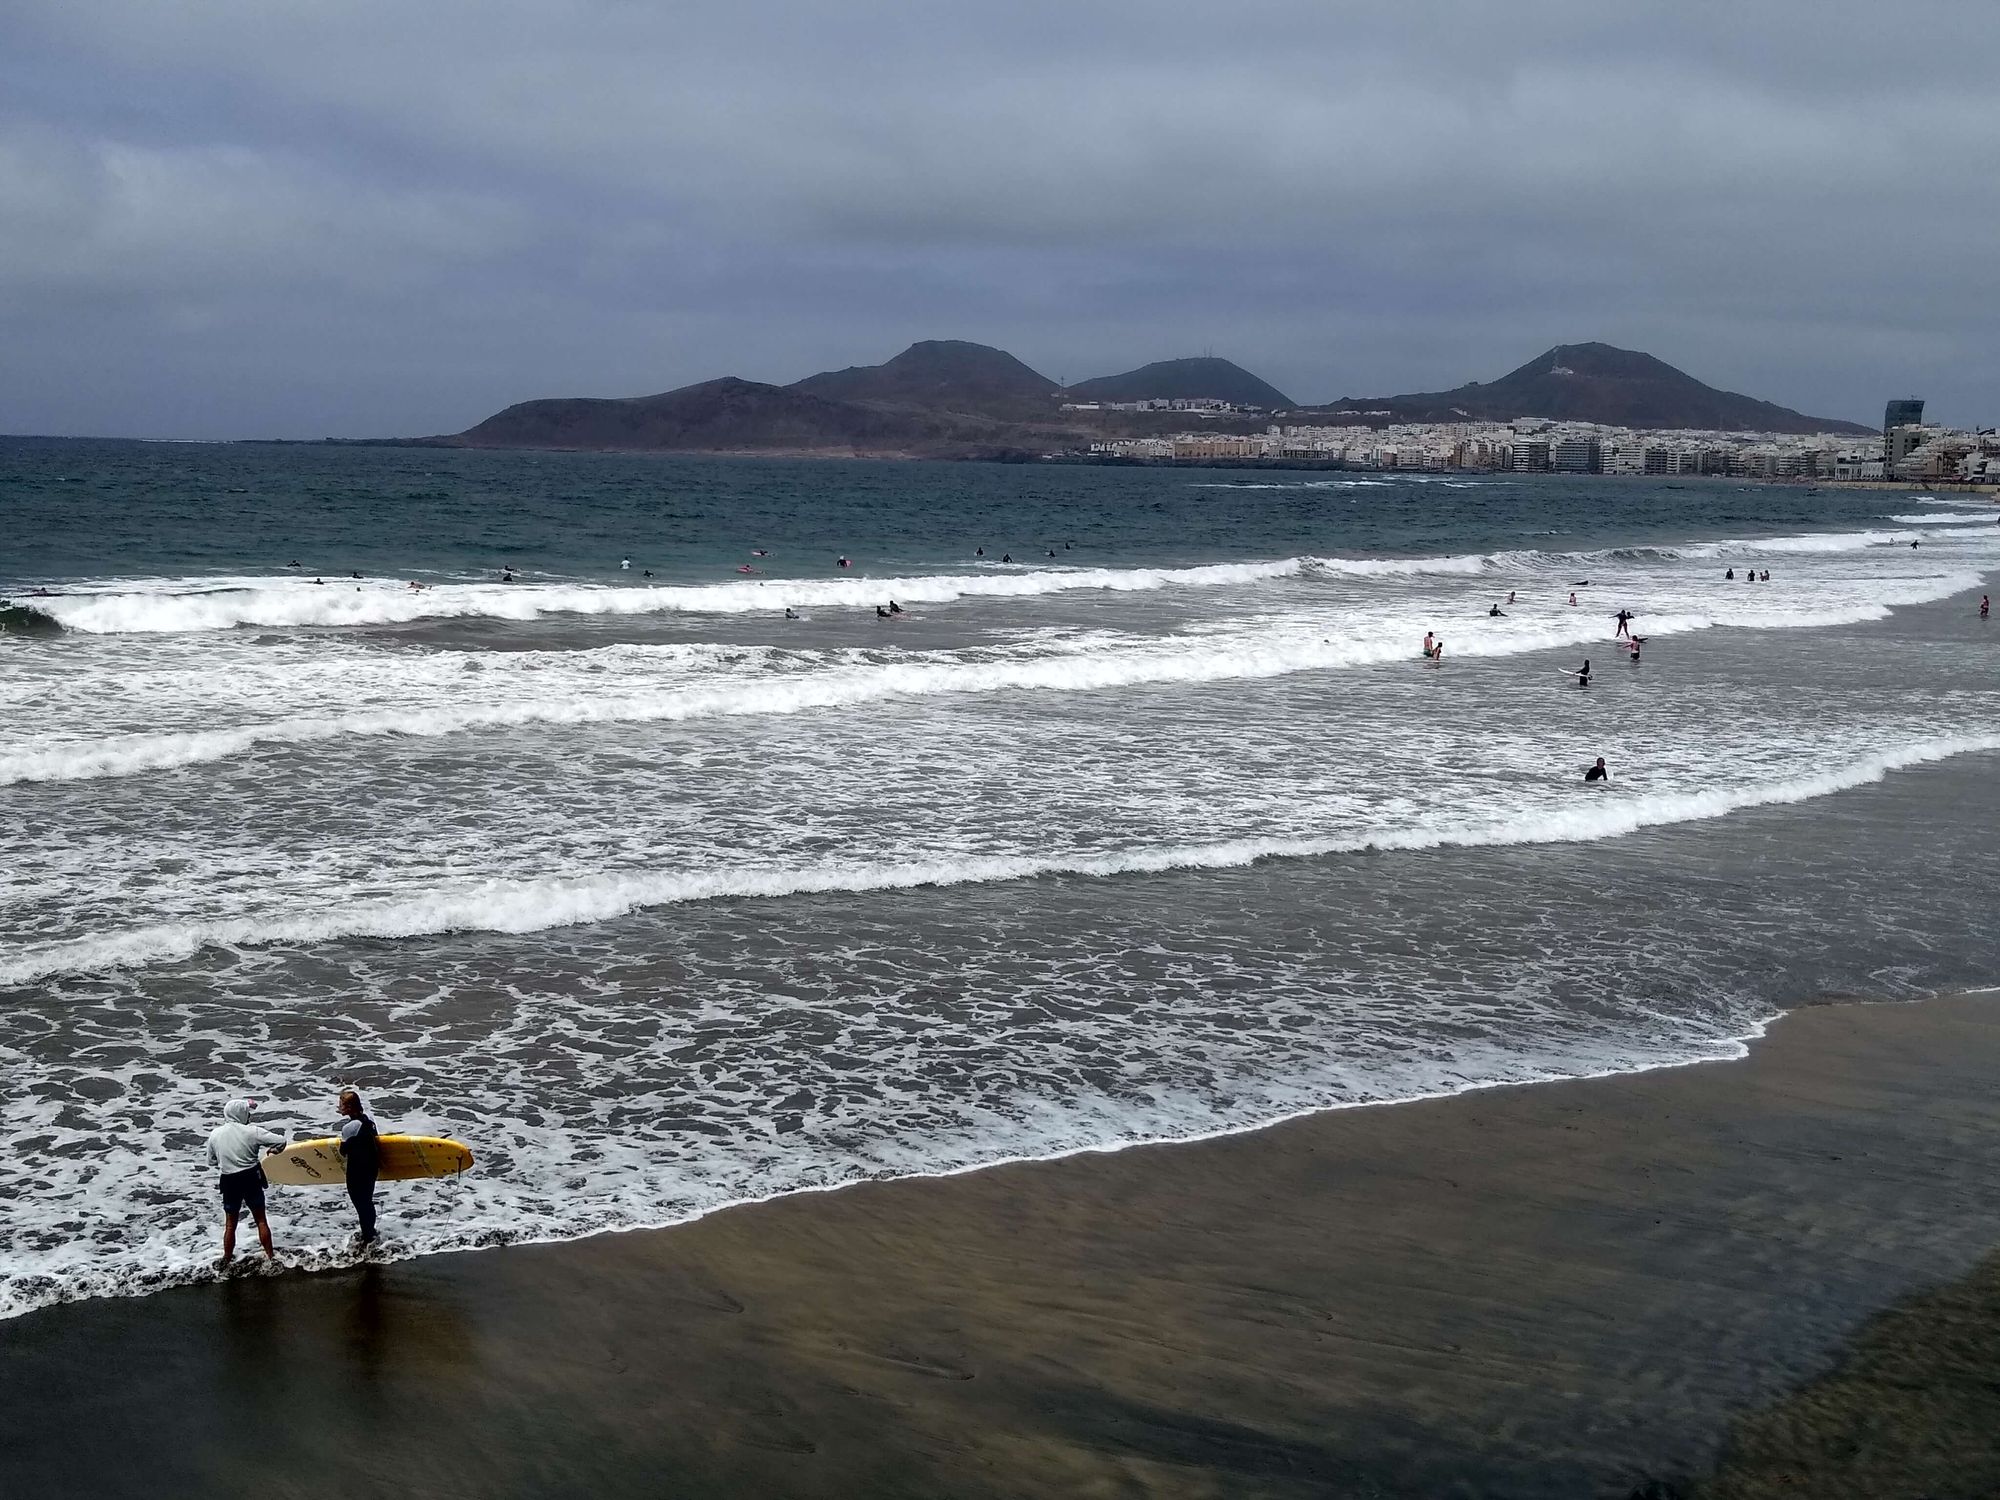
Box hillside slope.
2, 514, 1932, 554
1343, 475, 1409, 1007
1069, 357, 1293, 410
1317, 344, 1869, 435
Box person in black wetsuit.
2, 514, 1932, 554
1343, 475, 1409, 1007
876, 606, 891, 619
888, 600, 904, 614
1573, 658, 1591, 687
1614, 609, 1634, 638
337, 1089, 380, 1247
1585, 756, 1608, 782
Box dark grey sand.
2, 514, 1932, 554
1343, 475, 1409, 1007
5, 994, 2000, 1499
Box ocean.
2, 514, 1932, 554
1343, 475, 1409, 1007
3, 437, 1997, 1319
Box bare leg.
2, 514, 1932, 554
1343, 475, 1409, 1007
221, 1209, 238, 1263
251, 1208, 275, 1259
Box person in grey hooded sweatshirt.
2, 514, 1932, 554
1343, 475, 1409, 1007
205, 1098, 290, 1264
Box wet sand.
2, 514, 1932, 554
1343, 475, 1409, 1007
5, 993, 2000, 1499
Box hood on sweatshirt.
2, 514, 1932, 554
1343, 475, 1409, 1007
224, 1098, 256, 1124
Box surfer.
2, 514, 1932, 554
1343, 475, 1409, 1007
1585, 756, 1608, 782
975, 546, 984, 556
888, 600, 905, 614
286, 560, 301, 569
337, 1089, 380, 1248
642, 569, 654, 579
1002, 553, 1013, 564
1489, 604, 1505, 617
751, 549, 769, 557
205, 1098, 289, 1265
1614, 609, 1634, 638
620, 557, 632, 570
876, 605, 891, 619
1572, 659, 1592, 687
1725, 567, 1735, 580
501, 568, 515, 583
784, 607, 801, 620
1506, 590, 1516, 605
1981, 595, 1990, 619
837, 556, 852, 569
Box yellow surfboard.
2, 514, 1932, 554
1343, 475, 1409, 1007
263, 1134, 474, 1187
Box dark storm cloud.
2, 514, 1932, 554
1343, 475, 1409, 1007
2, 0, 1992, 436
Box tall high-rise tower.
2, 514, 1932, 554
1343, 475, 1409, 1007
1884, 398, 1924, 433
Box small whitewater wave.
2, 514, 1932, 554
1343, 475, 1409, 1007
34, 559, 1313, 635
1890, 512, 1998, 526
2, 591, 1954, 788
28, 523, 1957, 635
8, 733, 1995, 986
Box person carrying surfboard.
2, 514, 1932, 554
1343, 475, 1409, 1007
205, 1098, 290, 1265
337, 1089, 381, 1248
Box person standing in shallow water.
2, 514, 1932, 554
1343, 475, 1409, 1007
205, 1097, 289, 1265
337, 1089, 381, 1247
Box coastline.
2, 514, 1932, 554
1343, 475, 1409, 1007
6, 991, 2000, 1497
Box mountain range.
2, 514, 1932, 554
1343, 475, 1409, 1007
445, 340, 1870, 455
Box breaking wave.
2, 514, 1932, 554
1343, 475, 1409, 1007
25, 524, 1946, 635
7, 732, 1996, 986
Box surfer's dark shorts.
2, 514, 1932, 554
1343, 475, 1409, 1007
219, 1165, 266, 1217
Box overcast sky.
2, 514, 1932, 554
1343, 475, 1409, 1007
3, 1, 1993, 438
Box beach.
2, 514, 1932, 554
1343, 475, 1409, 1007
6, 992, 1999, 1498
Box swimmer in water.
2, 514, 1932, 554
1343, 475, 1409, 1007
1002, 553, 1012, 564
1429, 638, 1444, 666
784, 607, 800, 620
1585, 756, 1608, 782
501, 568, 515, 582
976, 546, 984, 556
1725, 567, 1735, 580
1980, 595, 1990, 618
1489, 604, 1505, 617
1422, 631, 1435, 660
1628, 636, 1643, 661
838, 556, 852, 569
1567, 592, 1578, 606
620, 557, 632, 570
1506, 590, 1516, 605
751, 549, 769, 557
1760, 570, 1770, 582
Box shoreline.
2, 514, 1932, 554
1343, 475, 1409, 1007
8, 990, 2000, 1496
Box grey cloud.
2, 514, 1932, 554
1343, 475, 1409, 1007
1, 0, 1992, 436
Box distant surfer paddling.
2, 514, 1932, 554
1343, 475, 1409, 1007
1585, 756, 1609, 782
337, 1089, 381, 1249
206, 1098, 290, 1266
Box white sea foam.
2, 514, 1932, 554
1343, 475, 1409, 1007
28, 521, 1973, 635
7, 732, 1994, 986
3, 583, 1969, 787
35, 559, 1313, 634
1890, 512, 1998, 525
